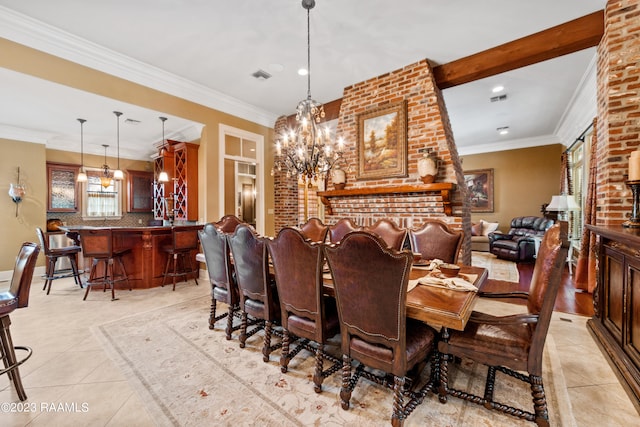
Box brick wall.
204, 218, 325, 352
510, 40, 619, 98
596, 0, 640, 225
273, 59, 472, 264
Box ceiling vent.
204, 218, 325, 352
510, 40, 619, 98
251, 69, 272, 81
124, 118, 141, 125
490, 94, 508, 102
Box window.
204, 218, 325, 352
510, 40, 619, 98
81, 169, 122, 220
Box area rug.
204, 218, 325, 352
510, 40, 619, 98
94, 296, 575, 426
471, 251, 520, 282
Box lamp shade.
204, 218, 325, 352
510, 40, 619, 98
546, 194, 580, 211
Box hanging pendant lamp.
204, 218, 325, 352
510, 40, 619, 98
157, 116, 169, 183
76, 118, 88, 183
113, 111, 124, 180
100, 144, 113, 189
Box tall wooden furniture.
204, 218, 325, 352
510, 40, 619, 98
0, 242, 40, 401
127, 170, 153, 212
153, 140, 199, 222
587, 225, 640, 409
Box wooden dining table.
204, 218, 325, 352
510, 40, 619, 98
322, 264, 488, 332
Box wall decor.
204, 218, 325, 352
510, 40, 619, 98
357, 101, 407, 180
464, 168, 494, 212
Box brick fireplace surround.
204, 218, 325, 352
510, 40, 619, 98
273, 0, 640, 265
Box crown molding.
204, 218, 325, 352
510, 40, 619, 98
458, 134, 561, 156
0, 6, 278, 128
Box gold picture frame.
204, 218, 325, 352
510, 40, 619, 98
357, 101, 407, 180
464, 168, 494, 213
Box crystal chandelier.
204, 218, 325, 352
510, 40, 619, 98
273, 0, 344, 184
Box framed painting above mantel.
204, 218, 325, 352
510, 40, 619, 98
464, 168, 494, 213
357, 101, 407, 180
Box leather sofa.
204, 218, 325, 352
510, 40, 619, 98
488, 216, 554, 262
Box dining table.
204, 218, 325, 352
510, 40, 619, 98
322, 264, 488, 331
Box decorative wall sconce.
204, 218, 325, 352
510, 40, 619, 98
8, 167, 26, 217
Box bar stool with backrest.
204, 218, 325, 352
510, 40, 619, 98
198, 223, 240, 339
36, 227, 83, 294
0, 242, 40, 401
78, 228, 131, 301
267, 227, 340, 392
162, 226, 199, 291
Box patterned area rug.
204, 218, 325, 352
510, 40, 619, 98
471, 251, 520, 282
94, 296, 575, 426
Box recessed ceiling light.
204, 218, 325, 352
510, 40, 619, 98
492, 85, 504, 93
298, 68, 308, 76
497, 126, 509, 135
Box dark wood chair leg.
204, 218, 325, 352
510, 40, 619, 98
340, 354, 352, 410
313, 346, 323, 393
0, 316, 28, 401
280, 329, 291, 373
530, 375, 550, 427
391, 375, 406, 427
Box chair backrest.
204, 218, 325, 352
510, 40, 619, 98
228, 224, 270, 302
35, 227, 51, 254
408, 219, 462, 263
9, 242, 40, 309
78, 228, 113, 258
328, 218, 360, 243
365, 219, 407, 250
526, 222, 569, 369
172, 227, 199, 251
198, 223, 235, 291
215, 215, 245, 234
325, 231, 412, 373
267, 227, 324, 339
299, 217, 329, 243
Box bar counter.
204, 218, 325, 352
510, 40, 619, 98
60, 224, 203, 289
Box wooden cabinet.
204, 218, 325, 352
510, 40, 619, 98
47, 162, 80, 212
588, 225, 640, 408
172, 141, 199, 221
152, 140, 198, 221
127, 170, 153, 212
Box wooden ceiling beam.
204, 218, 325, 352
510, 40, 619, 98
432, 10, 604, 89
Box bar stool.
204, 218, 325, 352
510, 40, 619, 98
78, 229, 131, 301
0, 242, 40, 401
36, 227, 83, 294
162, 227, 199, 291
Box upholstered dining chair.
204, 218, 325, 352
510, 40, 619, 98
324, 231, 437, 427
299, 217, 329, 243
36, 227, 83, 294
161, 227, 199, 291
408, 219, 462, 263
0, 242, 40, 401
365, 218, 407, 250
437, 222, 568, 427
228, 224, 281, 362
198, 223, 240, 340
267, 227, 340, 393
328, 218, 360, 244
215, 214, 245, 234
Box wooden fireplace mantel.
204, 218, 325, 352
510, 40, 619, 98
317, 183, 456, 215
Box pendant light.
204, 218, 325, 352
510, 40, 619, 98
76, 118, 88, 182
157, 116, 169, 183
100, 144, 113, 189
112, 111, 124, 180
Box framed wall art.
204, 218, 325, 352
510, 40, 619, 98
357, 101, 407, 180
464, 168, 494, 212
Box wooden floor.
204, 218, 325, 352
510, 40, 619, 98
481, 262, 594, 317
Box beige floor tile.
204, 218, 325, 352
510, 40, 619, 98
569, 383, 640, 426
21, 350, 109, 388
106, 391, 155, 427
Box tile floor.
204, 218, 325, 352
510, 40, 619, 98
1, 273, 639, 426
